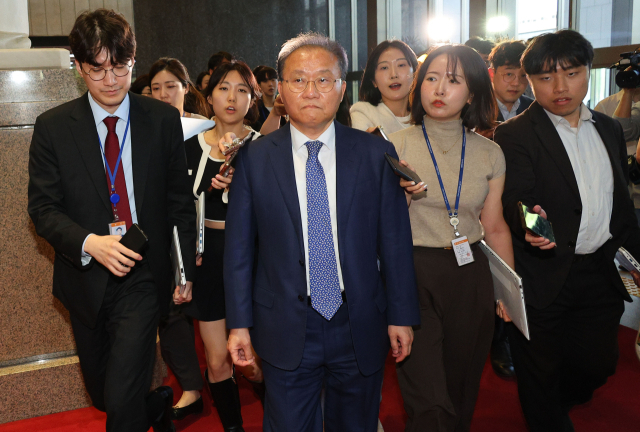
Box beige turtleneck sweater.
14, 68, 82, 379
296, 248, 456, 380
389, 116, 506, 248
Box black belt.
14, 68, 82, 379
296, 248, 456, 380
308, 291, 347, 306
573, 249, 603, 263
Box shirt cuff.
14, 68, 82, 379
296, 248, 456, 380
81, 234, 93, 266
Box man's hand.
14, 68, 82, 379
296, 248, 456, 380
389, 325, 414, 363
228, 328, 256, 367
84, 234, 142, 277
630, 270, 640, 288
524, 205, 556, 250
496, 300, 512, 322
173, 281, 193, 304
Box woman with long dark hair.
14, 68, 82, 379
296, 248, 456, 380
183, 60, 263, 432
351, 40, 417, 134
149, 57, 212, 119
390, 44, 512, 432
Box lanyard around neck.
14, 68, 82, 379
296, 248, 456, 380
97, 113, 131, 193
421, 120, 466, 228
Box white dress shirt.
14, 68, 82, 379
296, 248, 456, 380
291, 123, 345, 295
545, 104, 613, 254
497, 97, 521, 121
81, 93, 138, 264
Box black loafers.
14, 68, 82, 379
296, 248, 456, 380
171, 396, 204, 421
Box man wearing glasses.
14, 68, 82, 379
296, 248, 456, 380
489, 40, 534, 122
27, 9, 195, 432
223, 33, 419, 431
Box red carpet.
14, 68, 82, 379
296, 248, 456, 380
1, 326, 638, 432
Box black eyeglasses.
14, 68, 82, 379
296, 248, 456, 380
82, 63, 132, 81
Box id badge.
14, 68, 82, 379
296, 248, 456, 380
109, 220, 127, 236
451, 236, 474, 266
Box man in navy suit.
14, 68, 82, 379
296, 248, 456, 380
223, 33, 420, 431
489, 40, 534, 123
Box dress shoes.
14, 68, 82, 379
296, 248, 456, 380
147, 386, 176, 432
170, 396, 203, 421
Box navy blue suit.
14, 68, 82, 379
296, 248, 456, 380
224, 121, 419, 430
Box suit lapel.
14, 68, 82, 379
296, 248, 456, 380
335, 122, 362, 262
267, 125, 305, 255
128, 94, 152, 217
592, 112, 627, 187
69, 93, 112, 213
529, 102, 581, 199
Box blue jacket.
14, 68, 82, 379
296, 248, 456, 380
224, 121, 420, 375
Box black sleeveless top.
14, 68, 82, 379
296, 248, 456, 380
184, 129, 260, 221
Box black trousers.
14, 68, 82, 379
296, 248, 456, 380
397, 245, 494, 432
70, 262, 160, 432
508, 250, 625, 432
159, 300, 204, 392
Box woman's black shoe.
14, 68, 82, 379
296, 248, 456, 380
170, 396, 204, 421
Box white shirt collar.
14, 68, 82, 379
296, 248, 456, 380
290, 122, 336, 153
544, 103, 594, 128
496, 97, 520, 115
87, 91, 131, 127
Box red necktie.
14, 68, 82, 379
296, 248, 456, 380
103, 116, 133, 229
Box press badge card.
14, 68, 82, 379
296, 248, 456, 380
452, 236, 475, 266
109, 220, 127, 236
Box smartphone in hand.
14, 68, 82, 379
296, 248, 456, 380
518, 202, 555, 243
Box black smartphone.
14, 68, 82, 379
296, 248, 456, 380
384, 153, 422, 184
518, 202, 556, 243
119, 223, 149, 255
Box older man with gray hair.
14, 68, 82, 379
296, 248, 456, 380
223, 32, 420, 431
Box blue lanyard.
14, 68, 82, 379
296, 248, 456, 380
421, 120, 466, 222
97, 114, 131, 193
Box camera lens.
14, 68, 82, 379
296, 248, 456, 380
616, 69, 640, 88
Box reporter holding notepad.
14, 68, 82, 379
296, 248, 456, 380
389, 44, 514, 432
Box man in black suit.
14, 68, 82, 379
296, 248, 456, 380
489, 40, 534, 123
27, 9, 195, 432
494, 30, 640, 431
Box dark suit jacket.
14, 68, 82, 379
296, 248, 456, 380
28, 92, 196, 328
224, 121, 420, 375
496, 95, 534, 122
494, 101, 640, 309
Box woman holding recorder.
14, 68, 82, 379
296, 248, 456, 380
183, 60, 263, 432
389, 44, 514, 432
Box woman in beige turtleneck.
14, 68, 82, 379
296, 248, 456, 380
389, 45, 514, 432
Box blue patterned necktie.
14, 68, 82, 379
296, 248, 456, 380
305, 140, 343, 320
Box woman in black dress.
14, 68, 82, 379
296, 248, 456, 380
183, 60, 262, 432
